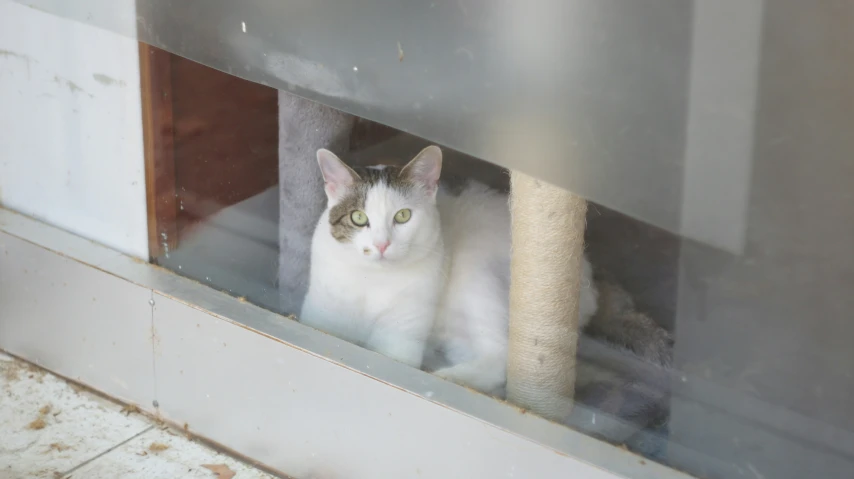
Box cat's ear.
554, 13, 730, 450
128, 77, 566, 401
401, 145, 442, 198
317, 149, 360, 201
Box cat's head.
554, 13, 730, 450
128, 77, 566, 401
316, 145, 443, 265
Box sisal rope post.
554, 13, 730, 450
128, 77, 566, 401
506, 171, 587, 422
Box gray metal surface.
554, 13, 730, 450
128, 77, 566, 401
152, 293, 619, 479
0, 229, 155, 407
9, 0, 770, 251
0, 208, 692, 479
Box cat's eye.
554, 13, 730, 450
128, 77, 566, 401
351, 210, 369, 226
394, 208, 412, 224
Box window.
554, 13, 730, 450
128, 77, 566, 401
3, 2, 854, 479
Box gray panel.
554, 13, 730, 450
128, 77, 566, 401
11, 0, 768, 250
151, 292, 635, 479
0, 232, 155, 407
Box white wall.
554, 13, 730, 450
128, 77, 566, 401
0, 1, 148, 259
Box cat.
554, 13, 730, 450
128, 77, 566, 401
299, 145, 599, 394
299, 146, 446, 367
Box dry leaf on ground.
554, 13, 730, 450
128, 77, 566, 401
46, 442, 70, 453
28, 418, 46, 430
120, 404, 140, 416
202, 464, 236, 479
148, 442, 170, 452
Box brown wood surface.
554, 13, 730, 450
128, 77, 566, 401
139, 43, 178, 260
139, 44, 280, 259
170, 56, 279, 233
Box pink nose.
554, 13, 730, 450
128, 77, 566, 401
374, 241, 390, 255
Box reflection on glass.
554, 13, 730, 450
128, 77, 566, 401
145, 45, 676, 465
139, 33, 854, 477
143, 37, 854, 475
5, 6, 848, 472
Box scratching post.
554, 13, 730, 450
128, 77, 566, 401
277, 92, 355, 315
506, 171, 587, 422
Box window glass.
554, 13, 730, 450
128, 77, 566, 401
2, 2, 853, 479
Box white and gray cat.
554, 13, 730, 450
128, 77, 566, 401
299, 145, 599, 394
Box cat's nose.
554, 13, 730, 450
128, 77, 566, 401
374, 241, 390, 255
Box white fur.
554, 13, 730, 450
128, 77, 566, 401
301, 152, 445, 367
301, 149, 598, 393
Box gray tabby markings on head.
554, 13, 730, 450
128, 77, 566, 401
328, 165, 414, 243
